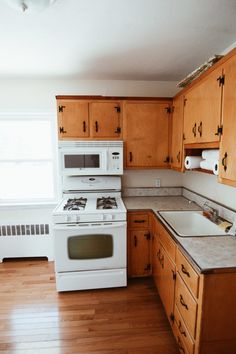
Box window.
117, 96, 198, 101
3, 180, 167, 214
0, 113, 57, 204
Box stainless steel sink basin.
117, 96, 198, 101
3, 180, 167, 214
159, 211, 228, 237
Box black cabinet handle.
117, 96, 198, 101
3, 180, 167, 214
134, 220, 146, 223
198, 121, 203, 137
177, 151, 180, 163
129, 152, 133, 162
222, 152, 228, 171
180, 294, 188, 310
83, 121, 86, 132
95, 121, 99, 132
192, 123, 197, 137
134, 235, 137, 247
181, 264, 190, 278
178, 320, 187, 337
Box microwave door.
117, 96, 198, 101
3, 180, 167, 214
61, 150, 105, 175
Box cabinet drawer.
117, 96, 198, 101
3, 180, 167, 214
176, 274, 198, 339
176, 248, 199, 298
173, 320, 189, 354
128, 213, 149, 229
174, 305, 194, 354
158, 222, 176, 262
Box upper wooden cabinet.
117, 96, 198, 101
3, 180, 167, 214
89, 101, 122, 138
171, 95, 184, 171
218, 54, 236, 187
56, 97, 122, 140
57, 100, 89, 138
183, 67, 223, 144
123, 101, 171, 168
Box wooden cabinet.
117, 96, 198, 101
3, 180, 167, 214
183, 67, 223, 145
218, 54, 236, 187
127, 212, 151, 277
57, 100, 89, 138
152, 218, 176, 323
124, 101, 171, 168
171, 95, 184, 171
90, 101, 122, 138
56, 97, 122, 140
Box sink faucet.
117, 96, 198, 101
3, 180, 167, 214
203, 201, 219, 223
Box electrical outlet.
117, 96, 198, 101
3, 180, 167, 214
155, 178, 161, 187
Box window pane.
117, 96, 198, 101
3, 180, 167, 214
0, 120, 53, 160
0, 162, 54, 200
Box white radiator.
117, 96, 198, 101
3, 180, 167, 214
0, 223, 54, 262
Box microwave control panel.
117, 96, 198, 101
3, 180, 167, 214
109, 149, 123, 172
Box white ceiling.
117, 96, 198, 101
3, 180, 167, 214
1, 0, 236, 81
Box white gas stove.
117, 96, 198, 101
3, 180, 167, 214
53, 175, 127, 292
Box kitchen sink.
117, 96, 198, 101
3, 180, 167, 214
158, 211, 228, 237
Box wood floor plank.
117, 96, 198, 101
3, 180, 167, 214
0, 259, 178, 353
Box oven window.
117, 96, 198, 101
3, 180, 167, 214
68, 234, 113, 259
64, 154, 100, 168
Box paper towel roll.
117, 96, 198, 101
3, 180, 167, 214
213, 160, 219, 175
202, 149, 219, 160
185, 156, 202, 169
200, 159, 219, 174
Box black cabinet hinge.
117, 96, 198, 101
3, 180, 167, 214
217, 75, 225, 87
164, 156, 170, 163
172, 271, 176, 280
115, 106, 121, 113
144, 263, 151, 271
58, 105, 65, 112
144, 232, 151, 240
184, 98, 187, 106
59, 126, 67, 134
165, 106, 173, 114
115, 127, 121, 134
170, 313, 175, 323
215, 125, 223, 136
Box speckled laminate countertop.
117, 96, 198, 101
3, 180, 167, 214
123, 196, 236, 273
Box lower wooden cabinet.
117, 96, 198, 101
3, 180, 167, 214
127, 212, 151, 277
128, 211, 236, 354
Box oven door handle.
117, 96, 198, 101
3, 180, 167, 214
53, 221, 127, 231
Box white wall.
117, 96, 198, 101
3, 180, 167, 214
123, 169, 182, 187
182, 171, 236, 210
0, 78, 179, 112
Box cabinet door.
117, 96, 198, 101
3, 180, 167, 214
152, 232, 162, 290
57, 100, 89, 139
90, 102, 122, 138
159, 246, 176, 322
171, 95, 184, 170
183, 67, 223, 144
124, 102, 170, 167
128, 230, 151, 277
219, 55, 236, 185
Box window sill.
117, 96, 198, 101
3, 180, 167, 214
0, 201, 58, 210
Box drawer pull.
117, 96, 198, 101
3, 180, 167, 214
95, 121, 99, 132
181, 264, 190, 278
178, 320, 187, 337
177, 337, 185, 353
180, 294, 188, 310
134, 220, 146, 223
134, 235, 137, 247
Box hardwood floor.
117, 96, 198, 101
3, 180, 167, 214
0, 259, 178, 354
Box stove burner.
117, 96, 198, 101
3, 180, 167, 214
97, 197, 118, 210
63, 198, 87, 211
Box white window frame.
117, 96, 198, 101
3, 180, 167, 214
0, 112, 59, 206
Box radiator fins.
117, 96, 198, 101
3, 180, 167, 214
0, 224, 50, 236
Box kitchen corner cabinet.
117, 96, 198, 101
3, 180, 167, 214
57, 98, 122, 140
127, 212, 151, 277
183, 66, 223, 144
123, 101, 171, 168
218, 54, 236, 187
171, 95, 184, 171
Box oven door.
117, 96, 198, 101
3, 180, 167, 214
60, 148, 107, 176
54, 222, 126, 272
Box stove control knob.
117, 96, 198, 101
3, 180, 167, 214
76, 215, 80, 222
105, 214, 113, 221
67, 216, 71, 222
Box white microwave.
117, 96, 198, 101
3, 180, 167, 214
59, 141, 123, 176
